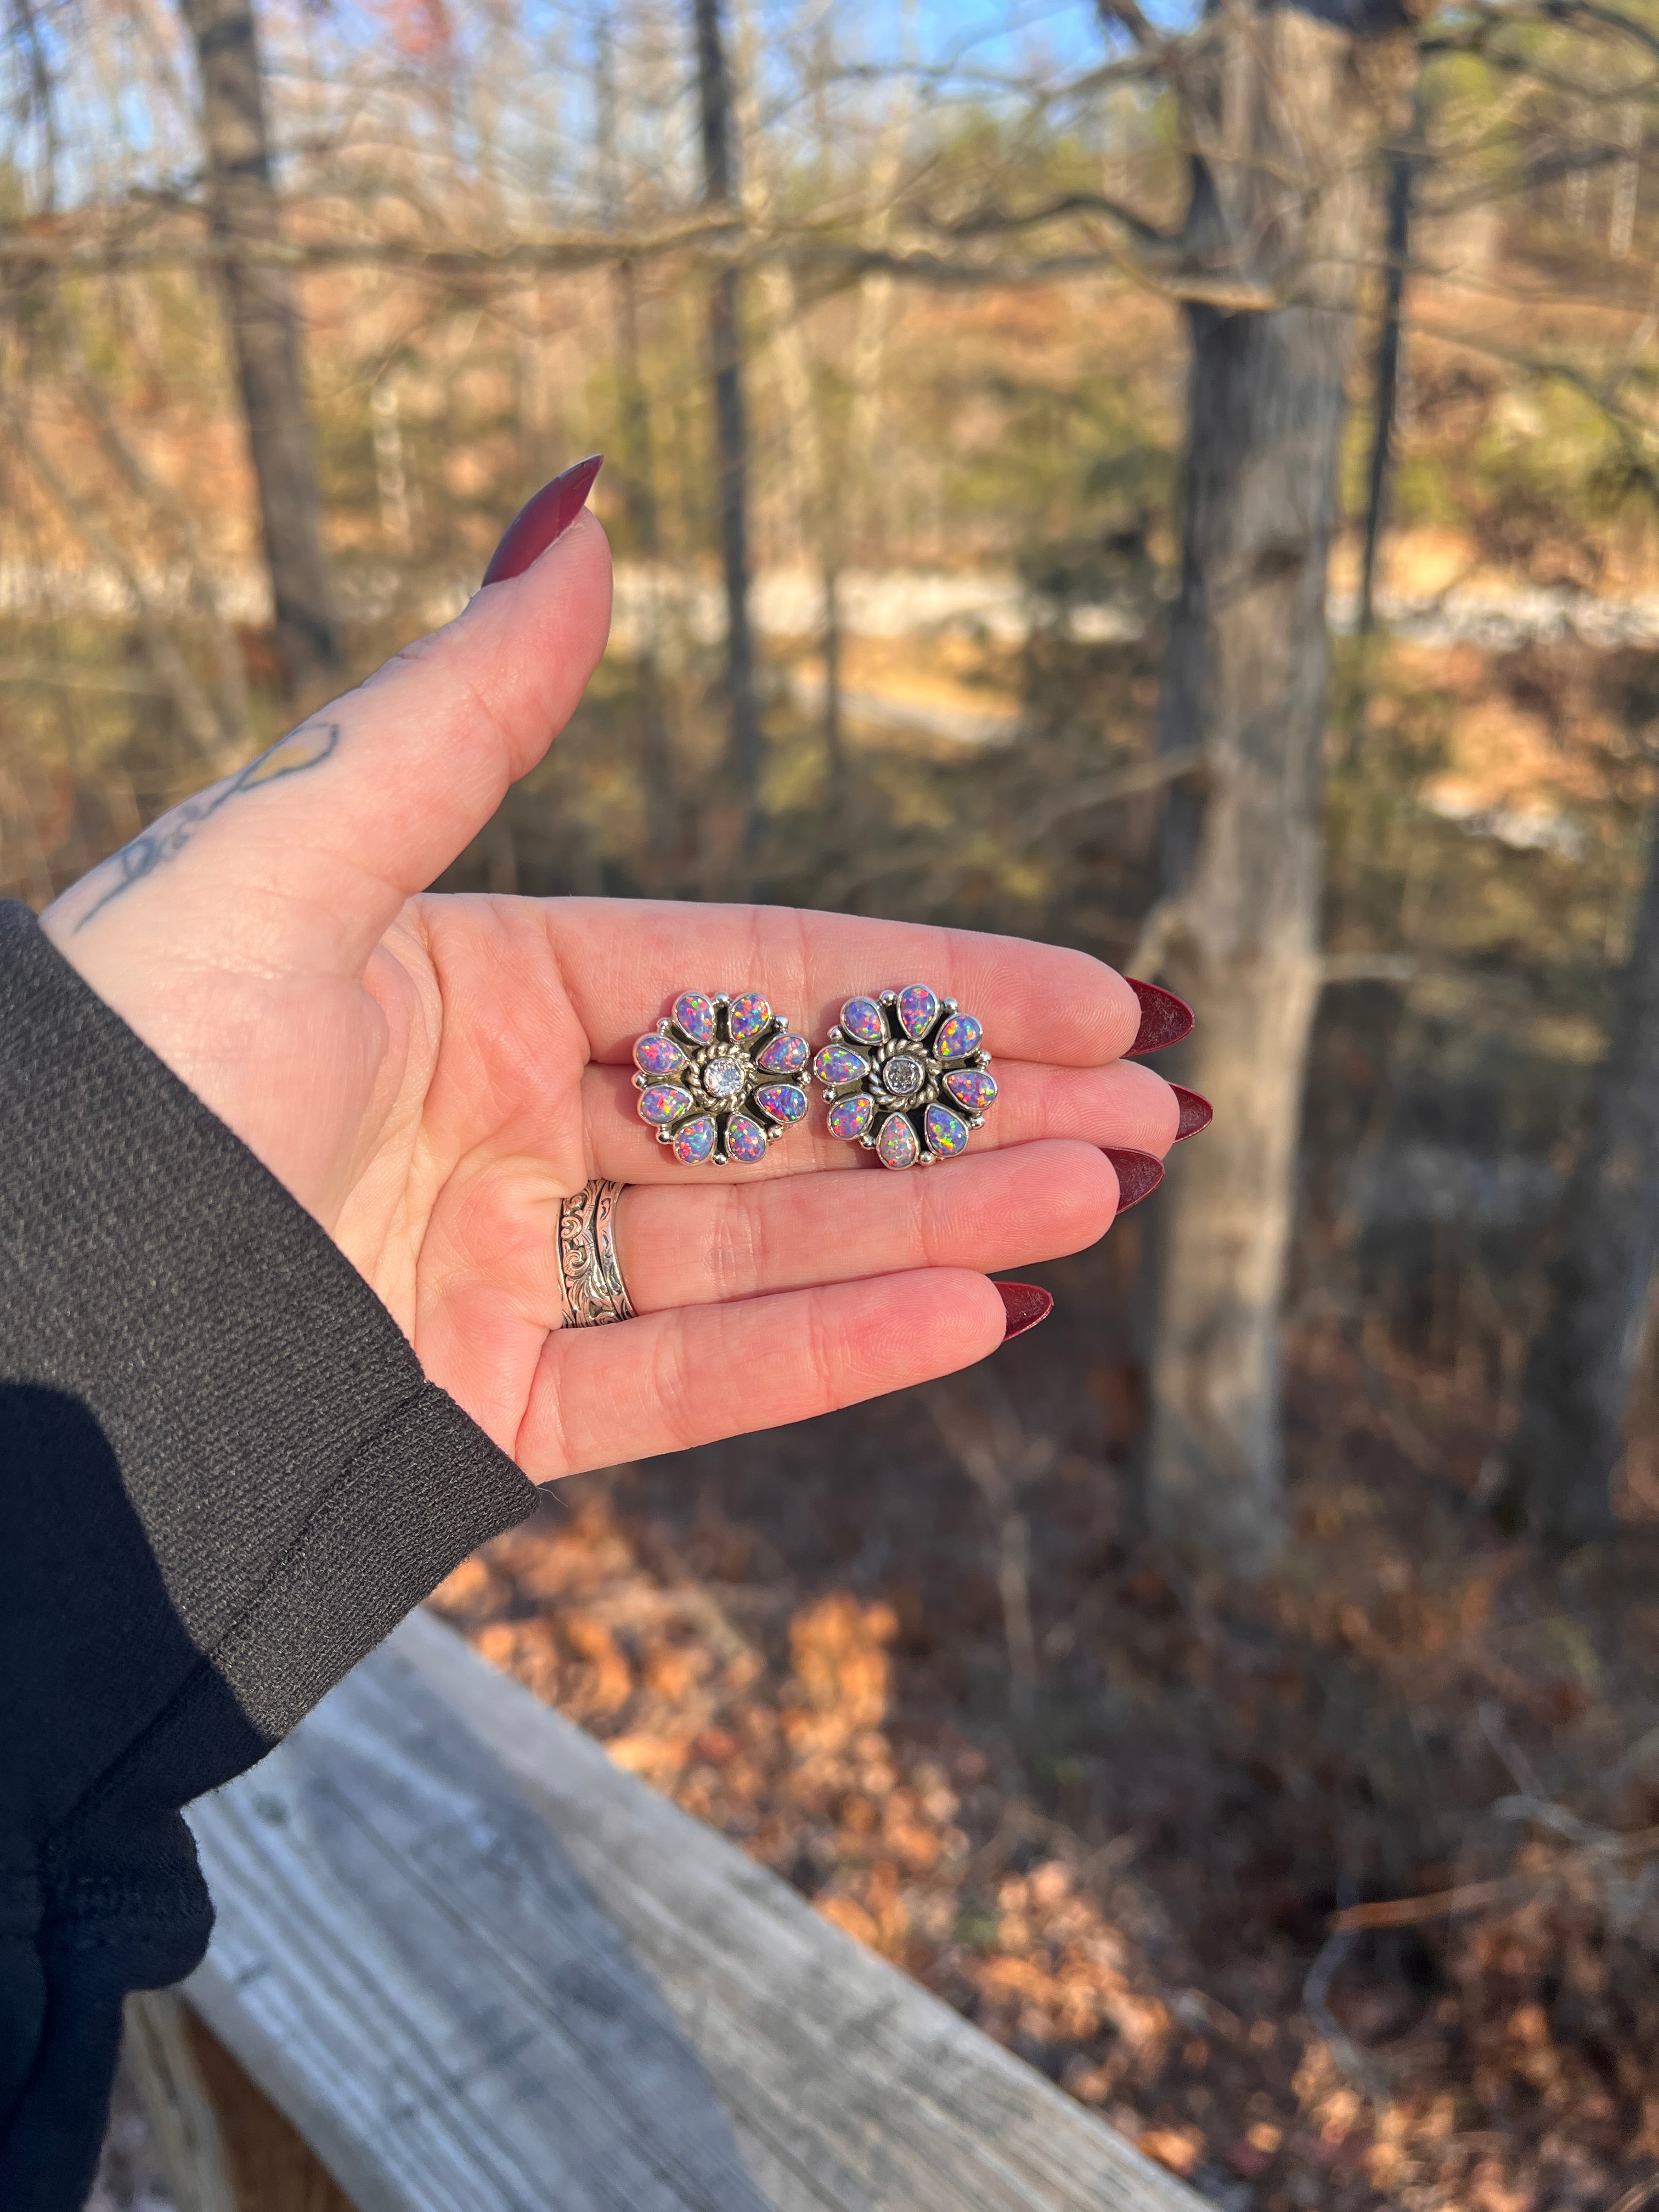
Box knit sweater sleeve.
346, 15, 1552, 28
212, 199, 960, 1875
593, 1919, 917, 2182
0, 900, 539, 2210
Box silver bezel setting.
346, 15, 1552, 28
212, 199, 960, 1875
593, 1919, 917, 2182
632, 990, 809, 1164
816, 986, 995, 1169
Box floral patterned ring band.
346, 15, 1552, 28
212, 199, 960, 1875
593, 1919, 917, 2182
556, 1179, 636, 1327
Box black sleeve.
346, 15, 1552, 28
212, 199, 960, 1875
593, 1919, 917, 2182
0, 901, 540, 2210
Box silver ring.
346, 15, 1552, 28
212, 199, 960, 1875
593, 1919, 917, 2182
557, 1180, 636, 1327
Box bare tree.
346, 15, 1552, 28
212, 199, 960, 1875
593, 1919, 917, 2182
928, 1376, 1054, 1718
4, 403, 232, 768
596, 3, 677, 874
691, 0, 761, 844
821, 54, 915, 792
178, 0, 340, 702
1501, 807, 1659, 1545
1135, 0, 1417, 1575
1359, 81, 1422, 636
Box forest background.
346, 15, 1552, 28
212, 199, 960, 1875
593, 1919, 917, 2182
12, 0, 1659, 2203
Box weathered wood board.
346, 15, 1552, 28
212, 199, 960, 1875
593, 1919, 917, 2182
185, 1608, 1205, 2212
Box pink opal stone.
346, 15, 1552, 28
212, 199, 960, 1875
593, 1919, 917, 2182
756, 1031, 809, 1074
727, 991, 771, 1042
896, 985, 939, 1041
753, 1082, 808, 1125
924, 1104, 969, 1158
827, 1094, 874, 1142
639, 1083, 693, 1126
634, 1034, 686, 1077
934, 1012, 982, 1062
672, 1115, 716, 1164
672, 992, 716, 1045
877, 1113, 920, 1170
840, 998, 886, 1045
725, 1114, 768, 1163
813, 1046, 868, 1086
944, 1067, 997, 1113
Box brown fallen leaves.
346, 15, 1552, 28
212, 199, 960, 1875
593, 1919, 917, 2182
432, 1499, 1185, 2134
431, 1324, 1659, 2212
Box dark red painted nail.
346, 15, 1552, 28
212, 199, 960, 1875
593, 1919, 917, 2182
481, 454, 604, 587
1125, 978, 1194, 1057
1171, 1084, 1212, 1142
1105, 1148, 1165, 1211
996, 1282, 1053, 1341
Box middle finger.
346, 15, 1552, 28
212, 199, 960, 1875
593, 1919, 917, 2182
582, 1054, 1179, 1184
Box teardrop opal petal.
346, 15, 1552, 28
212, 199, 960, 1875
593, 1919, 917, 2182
934, 1012, 983, 1062
827, 1094, 874, 1142
813, 1046, 868, 1086
840, 997, 886, 1045
755, 1031, 809, 1074
896, 984, 939, 1041
877, 1113, 921, 1170
634, 1034, 686, 1077
924, 1104, 969, 1158
727, 991, 771, 1042
672, 1115, 717, 1164
944, 1067, 997, 1113
639, 1084, 693, 1126
725, 1114, 768, 1163
672, 992, 716, 1045
753, 1082, 808, 1125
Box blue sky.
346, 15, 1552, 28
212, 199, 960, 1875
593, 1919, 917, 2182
9, 0, 1198, 216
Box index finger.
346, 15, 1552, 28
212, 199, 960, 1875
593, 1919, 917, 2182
543, 900, 1143, 1070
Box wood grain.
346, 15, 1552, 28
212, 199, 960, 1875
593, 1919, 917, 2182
185, 2011, 359, 2212
122, 1992, 238, 2212
124, 1992, 354, 2211
185, 1609, 1203, 2212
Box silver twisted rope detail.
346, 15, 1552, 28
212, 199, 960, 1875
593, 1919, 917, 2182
557, 1180, 636, 1328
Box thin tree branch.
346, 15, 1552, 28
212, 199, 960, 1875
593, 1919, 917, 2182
2, 404, 228, 764
1014, 747, 1205, 849
918, 188, 1176, 249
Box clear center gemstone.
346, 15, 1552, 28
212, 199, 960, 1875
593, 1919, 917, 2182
884, 1056, 924, 1095
702, 1057, 746, 1098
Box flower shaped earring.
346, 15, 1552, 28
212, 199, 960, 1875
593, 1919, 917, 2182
634, 991, 811, 1164
814, 985, 997, 1169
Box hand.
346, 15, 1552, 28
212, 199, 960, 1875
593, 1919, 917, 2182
41, 464, 1184, 1477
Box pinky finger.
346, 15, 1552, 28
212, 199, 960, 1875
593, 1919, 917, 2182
516, 1269, 1007, 1479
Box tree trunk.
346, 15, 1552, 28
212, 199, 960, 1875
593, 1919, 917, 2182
1359, 88, 1420, 636
825, 72, 913, 798
596, 6, 676, 874
612, 259, 679, 875
1502, 815, 1659, 1544
179, 0, 340, 703
1143, 2, 1413, 1575
691, 0, 761, 841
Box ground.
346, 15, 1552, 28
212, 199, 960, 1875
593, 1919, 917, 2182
411, 1217, 1659, 2212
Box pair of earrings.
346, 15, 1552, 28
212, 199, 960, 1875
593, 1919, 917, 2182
632, 986, 998, 1171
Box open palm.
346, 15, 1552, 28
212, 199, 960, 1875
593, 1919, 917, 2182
41, 496, 1180, 1479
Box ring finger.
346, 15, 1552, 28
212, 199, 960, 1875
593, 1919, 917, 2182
607, 1138, 1122, 1316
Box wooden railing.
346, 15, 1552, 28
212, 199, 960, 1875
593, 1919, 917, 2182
129, 1609, 1205, 2211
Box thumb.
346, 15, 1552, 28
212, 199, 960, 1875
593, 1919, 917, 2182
47, 456, 612, 973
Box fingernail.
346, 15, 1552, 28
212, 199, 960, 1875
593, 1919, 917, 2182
996, 1282, 1053, 1341
1171, 1084, 1213, 1142
1105, 1148, 1165, 1211
481, 454, 604, 587
1125, 978, 1194, 1057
